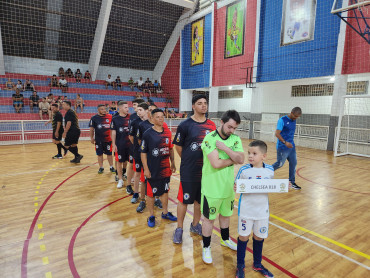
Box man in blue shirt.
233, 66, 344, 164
272, 107, 302, 190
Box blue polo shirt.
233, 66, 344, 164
276, 115, 296, 150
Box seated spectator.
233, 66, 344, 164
110, 101, 117, 112
29, 91, 40, 113
65, 68, 74, 78
153, 80, 161, 93
58, 67, 65, 77
39, 98, 51, 120
156, 86, 163, 94
74, 94, 84, 113
50, 74, 59, 88
144, 77, 152, 90
105, 103, 110, 113
12, 89, 24, 113
5, 78, 15, 90
47, 93, 55, 105
181, 112, 188, 118
59, 76, 68, 93
84, 70, 92, 82
23, 79, 35, 91
105, 74, 115, 89
56, 96, 63, 109
136, 77, 144, 89
169, 109, 176, 119
164, 107, 169, 118
135, 91, 143, 99
128, 77, 134, 90
115, 76, 121, 90
15, 80, 23, 91
75, 69, 82, 83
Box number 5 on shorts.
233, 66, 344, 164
242, 223, 246, 231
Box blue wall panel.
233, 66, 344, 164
181, 13, 212, 89
257, 0, 341, 82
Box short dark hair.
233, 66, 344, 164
149, 103, 157, 109
132, 98, 145, 105
249, 140, 267, 154
33, 91, 37, 93
138, 103, 149, 110
192, 94, 207, 105
63, 100, 71, 107
118, 101, 127, 106
291, 107, 302, 115
97, 104, 105, 108
221, 110, 241, 124
151, 108, 164, 116
51, 103, 58, 108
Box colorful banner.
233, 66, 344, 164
191, 18, 204, 66
225, 0, 245, 59
281, 0, 317, 45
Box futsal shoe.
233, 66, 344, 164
123, 174, 127, 181
52, 154, 63, 159
202, 246, 212, 264
173, 227, 183, 244
291, 182, 301, 190
154, 198, 162, 209
220, 238, 237, 250
147, 216, 156, 228
131, 193, 139, 204
253, 264, 274, 278
70, 158, 77, 163
110, 166, 116, 173
236, 265, 245, 278
126, 185, 134, 195
116, 180, 123, 189
190, 222, 202, 236
136, 200, 146, 213
161, 212, 177, 221
98, 167, 104, 174
75, 155, 83, 163
115, 175, 119, 182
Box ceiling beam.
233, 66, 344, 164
160, 0, 195, 9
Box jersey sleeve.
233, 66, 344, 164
140, 133, 149, 153
65, 112, 72, 123
168, 130, 173, 149
110, 118, 115, 130
56, 113, 63, 123
276, 118, 284, 131
88, 117, 95, 128
201, 134, 216, 156
137, 124, 143, 140
173, 123, 186, 146
129, 121, 136, 136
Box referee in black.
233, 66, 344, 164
45, 103, 67, 159
62, 101, 83, 163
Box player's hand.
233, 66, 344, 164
62, 132, 66, 138
285, 142, 293, 148
233, 183, 237, 192
90, 138, 95, 144
54, 131, 58, 138
216, 140, 228, 151
144, 168, 151, 179
170, 163, 176, 173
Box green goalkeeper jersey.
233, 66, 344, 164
201, 130, 243, 198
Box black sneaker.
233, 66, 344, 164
75, 155, 83, 163
291, 182, 301, 190
98, 167, 104, 174
126, 185, 134, 195
115, 175, 119, 182
236, 265, 245, 278
154, 198, 162, 209
70, 158, 78, 163
110, 167, 116, 173
52, 154, 63, 159
136, 200, 146, 213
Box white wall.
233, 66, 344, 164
4, 55, 153, 81
217, 87, 252, 112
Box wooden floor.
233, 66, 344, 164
0, 140, 369, 278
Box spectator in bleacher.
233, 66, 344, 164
128, 77, 134, 90
65, 68, 74, 78
16, 80, 23, 91
105, 103, 110, 113
181, 112, 188, 118
50, 74, 59, 88
57, 96, 63, 109
75, 94, 84, 113
58, 67, 65, 77
169, 109, 176, 119
12, 89, 24, 113
105, 74, 115, 89
5, 78, 15, 90
39, 98, 51, 120
136, 77, 144, 89
153, 80, 160, 94
84, 70, 92, 82
75, 69, 82, 83
59, 76, 68, 93
29, 91, 40, 113
110, 101, 117, 113
23, 79, 35, 91
47, 93, 55, 106
164, 107, 169, 118
115, 76, 122, 90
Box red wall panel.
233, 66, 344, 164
213, 0, 257, 87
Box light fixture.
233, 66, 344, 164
229, 86, 232, 90
330, 76, 335, 82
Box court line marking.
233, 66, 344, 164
0, 164, 95, 177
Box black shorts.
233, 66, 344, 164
95, 141, 112, 156
129, 155, 134, 164
52, 129, 63, 141
177, 181, 201, 204
115, 145, 129, 162
133, 154, 142, 172
146, 177, 170, 197
64, 130, 80, 146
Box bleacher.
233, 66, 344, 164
0, 73, 177, 121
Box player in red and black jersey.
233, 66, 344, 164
172, 94, 216, 244
129, 102, 148, 207
89, 104, 115, 174
125, 98, 146, 195
111, 101, 131, 189
141, 108, 177, 228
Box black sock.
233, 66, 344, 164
221, 227, 229, 241
69, 146, 78, 158
122, 168, 126, 176
115, 170, 118, 175
253, 238, 264, 267
75, 146, 80, 156
203, 236, 211, 248
133, 192, 139, 198
57, 143, 66, 151
57, 144, 62, 155
237, 238, 248, 267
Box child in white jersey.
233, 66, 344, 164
234, 140, 274, 278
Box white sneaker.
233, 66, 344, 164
220, 238, 237, 251
116, 180, 124, 189
202, 246, 212, 264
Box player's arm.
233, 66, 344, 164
275, 129, 293, 148
89, 127, 95, 144
141, 152, 151, 178
63, 121, 71, 138
175, 145, 182, 157
111, 129, 117, 152
129, 135, 134, 144
207, 149, 234, 169
170, 148, 176, 173
55, 121, 61, 137
215, 141, 245, 164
